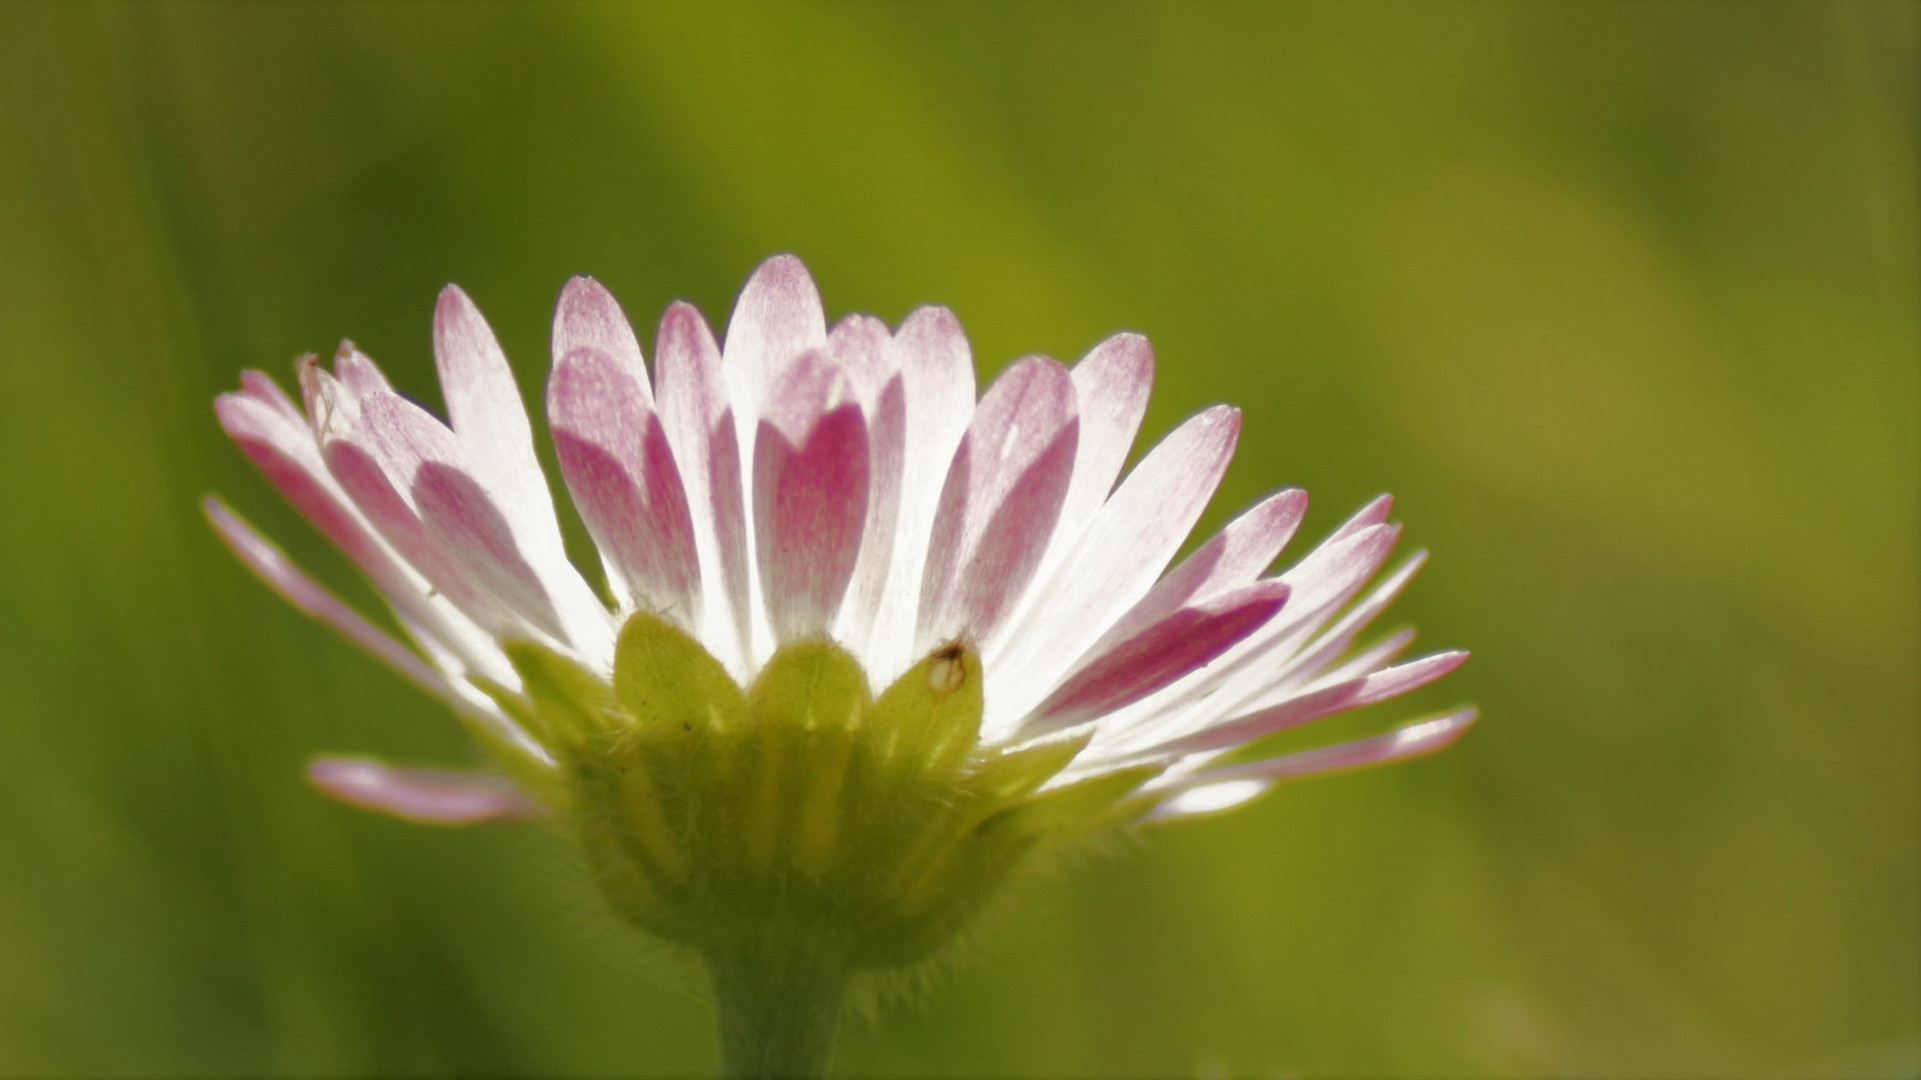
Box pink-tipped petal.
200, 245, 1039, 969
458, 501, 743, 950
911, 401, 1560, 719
1272, 552, 1428, 687
217, 391, 394, 580
217, 385, 509, 676
1267, 518, 1406, 638
308, 758, 544, 826
1032, 579, 1291, 731
1086, 489, 1308, 657
1045, 332, 1155, 558
722, 254, 827, 425
356, 394, 569, 641
1146, 708, 1478, 822
829, 316, 908, 655
1330, 494, 1394, 543
984, 406, 1242, 735
656, 301, 755, 673
433, 286, 575, 555
324, 438, 515, 637
239, 368, 305, 422
1151, 650, 1471, 759
753, 352, 870, 642
554, 277, 651, 403
412, 459, 568, 641
204, 498, 453, 698
826, 314, 896, 403
333, 342, 394, 398
864, 305, 976, 684
1309, 628, 1418, 689
549, 346, 700, 620
917, 357, 1078, 651
1060, 518, 1408, 758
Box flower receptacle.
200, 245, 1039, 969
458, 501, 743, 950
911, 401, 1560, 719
506, 611, 1158, 976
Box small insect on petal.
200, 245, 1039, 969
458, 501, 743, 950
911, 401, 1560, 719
928, 641, 969, 693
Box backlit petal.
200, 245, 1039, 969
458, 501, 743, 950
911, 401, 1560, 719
863, 305, 975, 686
917, 357, 1078, 653
549, 345, 700, 622
553, 276, 651, 403
753, 352, 871, 642
1030, 579, 1291, 732
656, 301, 755, 675
984, 406, 1241, 738
1145, 709, 1477, 822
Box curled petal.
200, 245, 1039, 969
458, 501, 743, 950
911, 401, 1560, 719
308, 757, 545, 826
215, 384, 510, 685
217, 389, 395, 584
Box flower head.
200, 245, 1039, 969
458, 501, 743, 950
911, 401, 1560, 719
209, 255, 1471, 973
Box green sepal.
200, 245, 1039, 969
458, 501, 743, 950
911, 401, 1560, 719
614, 610, 748, 740
535, 617, 1158, 979
963, 733, 1091, 803
868, 641, 982, 779
741, 640, 872, 874
986, 764, 1163, 839
503, 637, 622, 748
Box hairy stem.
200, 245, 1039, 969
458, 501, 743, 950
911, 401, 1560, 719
707, 948, 850, 1079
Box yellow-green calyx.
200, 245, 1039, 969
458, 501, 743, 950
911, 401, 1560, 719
496, 611, 1158, 976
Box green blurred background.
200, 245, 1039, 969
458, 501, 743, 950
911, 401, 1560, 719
1, 3, 1914, 1077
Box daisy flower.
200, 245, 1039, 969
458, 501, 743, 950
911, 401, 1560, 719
208, 255, 1472, 1077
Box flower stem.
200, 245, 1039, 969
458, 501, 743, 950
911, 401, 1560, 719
706, 948, 850, 1079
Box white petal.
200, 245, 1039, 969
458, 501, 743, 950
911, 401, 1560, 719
433, 286, 562, 538
917, 357, 1079, 656
985, 406, 1241, 740
655, 301, 755, 675
1138, 651, 1470, 761
1056, 520, 1406, 761
862, 305, 976, 686
1143, 708, 1478, 823
552, 276, 651, 404
753, 351, 870, 642
218, 378, 508, 684
827, 316, 908, 659
722, 256, 829, 668
548, 345, 701, 623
